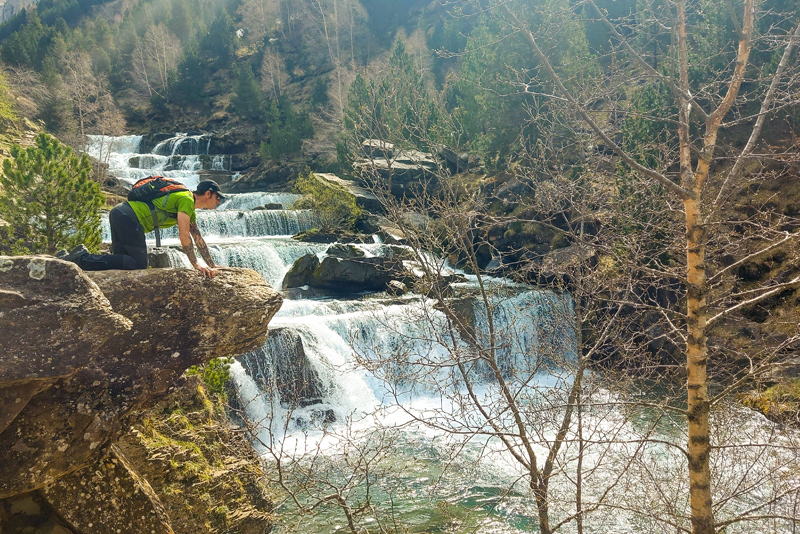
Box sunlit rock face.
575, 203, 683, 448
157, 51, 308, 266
0, 256, 282, 499
0, 0, 37, 24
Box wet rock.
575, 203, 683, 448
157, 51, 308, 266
292, 230, 371, 243
237, 327, 326, 409
310, 256, 404, 292
401, 261, 468, 297
147, 247, 188, 268
387, 280, 408, 296
281, 253, 320, 289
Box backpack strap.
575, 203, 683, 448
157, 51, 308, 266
148, 203, 162, 248
149, 194, 182, 248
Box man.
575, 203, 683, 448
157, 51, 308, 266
63, 180, 225, 278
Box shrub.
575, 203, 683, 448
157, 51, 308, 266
293, 169, 363, 233
187, 357, 232, 397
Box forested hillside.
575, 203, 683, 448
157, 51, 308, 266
0, 0, 796, 174
3, 2, 800, 532
2, 0, 800, 420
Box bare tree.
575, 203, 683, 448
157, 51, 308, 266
130, 24, 181, 99
334, 0, 800, 531
60, 51, 122, 154
260, 47, 290, 100
61, 51, 100, 140
447, 0, 800, 532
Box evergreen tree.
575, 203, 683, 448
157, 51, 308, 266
451, 0, 599, 166
201, 11, 235, 67
260, 96, 313, 159
343, 72, 385, 142
381, 40, 437, 149
1, 10, 47, 67
172, 39, 206, 105
0, 133, 103, 254
230, 63, 264, 120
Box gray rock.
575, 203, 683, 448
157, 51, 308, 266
325, 244, 365, 259
387, 280, 408, 296
238, 327, 326, 410
310, 256, 403, 292
281, 253, 320, 289
42, 445, 173, 534
0, 256, 283, 499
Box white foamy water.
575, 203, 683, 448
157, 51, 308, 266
86, 133, 235, 189
219, 192, 302, 211
91, 134, 800, 534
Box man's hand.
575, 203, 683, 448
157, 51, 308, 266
194, 264, 217, 278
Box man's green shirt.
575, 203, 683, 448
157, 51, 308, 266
129, 191, 196, 233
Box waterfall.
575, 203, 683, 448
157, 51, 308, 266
91, 134, 800, 534
210, 239, 328, 287
152, 209, 320, 239
233, 288, 575, 435
219, 192, 301, 211
85, 133, 236, 189
152, 133, 211, 156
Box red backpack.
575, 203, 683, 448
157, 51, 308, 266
128, 176, 190, 203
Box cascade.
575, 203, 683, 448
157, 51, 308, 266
86, 133, 236, 189
218, 192, 301, 211
91, 135, 800, 534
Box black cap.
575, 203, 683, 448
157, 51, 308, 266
195, 180, 226, 201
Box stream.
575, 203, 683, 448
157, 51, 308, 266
88, 134, 800, 534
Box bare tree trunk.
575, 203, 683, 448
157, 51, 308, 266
684, 196, 713, 534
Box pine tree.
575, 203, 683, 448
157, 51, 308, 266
230, 63, 264, 121
0, 133, 104, 255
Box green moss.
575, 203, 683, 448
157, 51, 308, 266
764, 379, 800, 406
740, 379, 800, 421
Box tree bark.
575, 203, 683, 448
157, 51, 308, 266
684, 195, 713, 534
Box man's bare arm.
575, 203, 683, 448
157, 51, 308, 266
177, 212, 215, 277
190, 222, 217, 268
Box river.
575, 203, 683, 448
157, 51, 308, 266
87, 134, 800, 534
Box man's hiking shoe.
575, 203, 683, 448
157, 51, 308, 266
57, 245, 89, 264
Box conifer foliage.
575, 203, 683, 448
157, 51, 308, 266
0, 133, 103, 254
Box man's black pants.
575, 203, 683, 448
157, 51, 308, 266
80, 202, 148, 270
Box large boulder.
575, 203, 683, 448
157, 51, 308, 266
312, 172, 383, 212
309, 256, 404, 292
281, 253, 320, 289
0, 256, 132, 384
0, 256, 283, 499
